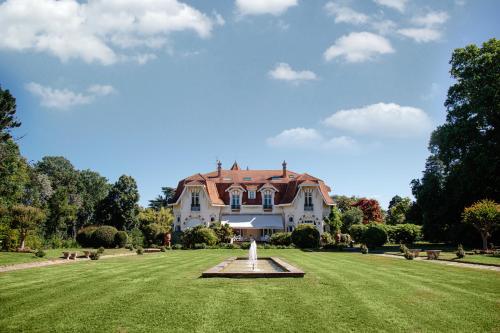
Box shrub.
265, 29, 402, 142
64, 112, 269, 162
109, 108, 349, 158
141, 223, 168, 246
349, 225, 367, 243
62, 239, 79, 248
89, 251, 100, 260
171, 230, 183, 245
323, 243, 346, 251
389, 224, 422, 244
125, 244, 134, 251
172, 244, 183, 250
129, 227, 144, 248
339, 233, 352, 244
291, 225, 320, 249
404, 250, 414, 260
194, 243, 207, 249
321, 232, 333, 245
35, 249, 46, 258
136, 246, 144, 255
114, 231, 128, 248
240, 242, 251, 250
361, 224, 388, 248
400, 244, 408, 253
25, 233, 43, 250
46, 235, 64, 249
360, 244, 368, 254
97, 246, 105, 254
181, 226, 218, 249
160, 246, 166, 252
456, 244, 465, 259
210, 222, 234, 244
92, 226, 118, 248
76, 226, 97, 247
270, 232, 292, 246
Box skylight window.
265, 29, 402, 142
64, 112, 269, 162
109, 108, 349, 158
223, 177, 232, 181
243, 177, 252, 181
289, 175, 295, 179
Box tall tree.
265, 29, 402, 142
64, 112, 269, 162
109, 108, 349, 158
0, 86, 21, 143
386, 196, 412, 225
353, 198, 383, 224
0, 140, 30, 207
325, 206, 342, 233
76, 169, 110, 227
412, 39, 500, 244
46, 189, 78, 238
97, 175, 140, 231
332, 195, 359, 213
149, 186, 176, 210
10, 205, 45, 250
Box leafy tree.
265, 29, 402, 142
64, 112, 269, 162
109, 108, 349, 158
35, 156, 79, 192
386, 196, 412, 225
412, 39, 500, 244
76, 169, 110, 227
149, 186, 176, 210
97, 175, 140, 231
325, 206, 342, 233
0, 86, 21, 143
332, 195, 359, 213
341, 207, 364, 233
10, 205, 45, 250
210, 221, 234, 244
353, 198, 383, 224
462, 200, 500, 249
46, 189, 78, 238
0, 140, 30, 207
23, 169, 54, 208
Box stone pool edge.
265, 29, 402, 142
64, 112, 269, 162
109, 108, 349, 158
201, 256, 305, 278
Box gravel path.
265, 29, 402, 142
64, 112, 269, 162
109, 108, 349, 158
0, 253, 136, 273
376, 253, 500, 272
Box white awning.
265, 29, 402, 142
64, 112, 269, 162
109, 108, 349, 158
221, 215, 283, 229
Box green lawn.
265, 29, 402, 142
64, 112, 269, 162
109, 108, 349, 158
0, 248, 131, 266
383, 250, 500, 266
0, 249, 499, 332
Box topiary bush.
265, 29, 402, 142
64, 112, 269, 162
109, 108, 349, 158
291, 224, 320, 249
136, 246, 144, 255
125, 244, 134, 251
89, 251, 100, 260
194, 243, 207, 249
97, 246, 105, 254
114, 231, 128, 248
181, 226, 218, 249
35, 249, 46, 258
349, 224, 368, 244
360, 244, 368, 254
361, 224, 388, 249
389, 224, 422, 244
92, 226, 118, 248
270, 232, 292, 246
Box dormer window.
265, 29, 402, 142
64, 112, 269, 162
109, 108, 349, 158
304, 189, 313, 211
191, 190, 200, 211
248, 190, 256, 199
263, 190, 273, 210
231, 190, 241, 210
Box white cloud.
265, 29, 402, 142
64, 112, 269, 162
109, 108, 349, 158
0, 0, 216, 65
323, 32, 394, 63
397, 27, 442, 43
371, 20, 397, 35
267, 127, 358, 151
411, 11, 449, 26
323, 102, 432, 138
236, 0, 297, 16
26, 82, 116, 109
324, 2, 369, 25
268, 63, 317, 83
373, 0, 408, 12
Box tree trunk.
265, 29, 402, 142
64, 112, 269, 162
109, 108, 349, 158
19, 231, 26, 250
481, 232, 488, 250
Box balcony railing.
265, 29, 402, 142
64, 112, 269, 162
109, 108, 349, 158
191, 205, 200, 211
304, 205, 314, 211
263, 204, 273, 210
231, 205, 241, 210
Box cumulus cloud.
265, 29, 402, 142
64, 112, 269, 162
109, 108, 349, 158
397, 28, 442, 43
324, 32, 394, 63
324, 2, 369, 25
0, 0, 217, 65
266, 128, 358, 151
322, 102, 432, 138
373, 0, 408, 12
236, 0, 298, 16
268, 63, 317, 83
411, 11, 449, 26
398, 11, 449, 43
26, 82, 116, 109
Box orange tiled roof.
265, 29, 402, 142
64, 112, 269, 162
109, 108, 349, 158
172, 164, 334, 206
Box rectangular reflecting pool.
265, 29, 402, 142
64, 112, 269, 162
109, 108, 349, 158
202, 257, 305, 278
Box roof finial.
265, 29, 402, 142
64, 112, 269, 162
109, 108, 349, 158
217, 160, 222, 177
230, 161, 240, 171
282, 160, 287, 178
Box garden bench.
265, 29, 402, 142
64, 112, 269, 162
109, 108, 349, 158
83, 251, 91, 258
409, 249, 421, 257
69, 252, 78, 260
63, 252, 70, 259
144, 248, 161, 253
426, 250, 441, 260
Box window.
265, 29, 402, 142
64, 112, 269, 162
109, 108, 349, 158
288, 216, 294, 223
248, 191, 256, 199
287, 225, 294, 232
231, 190, 240, 210
263, 190, 273, 209
210, 217, 215, 222
223, 177, 232, 181
243, 177, 252, 181
175, 225, 181, 232
261, 228, 274, 236
177, 217, 180, 223
304, 189, 313, 211
191, 190, 200, 211
288, 174, 295, 179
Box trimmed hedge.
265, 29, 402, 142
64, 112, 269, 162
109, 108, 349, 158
181, 226, 218, 249
114, 231, 128, 248
349, 224, 367, 243
270, 232, 292, 246
76, 226, 98, 247
361, 224, 388, 248
387, 224, 422, 244
92, 226, 118, 248
291, 224, 320, 248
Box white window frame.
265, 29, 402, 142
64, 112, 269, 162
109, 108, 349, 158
248, 190, 256, 199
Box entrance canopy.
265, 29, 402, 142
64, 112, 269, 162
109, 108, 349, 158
221, 215, 283, 229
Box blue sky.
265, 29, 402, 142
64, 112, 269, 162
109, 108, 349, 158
0, 0, 498, 208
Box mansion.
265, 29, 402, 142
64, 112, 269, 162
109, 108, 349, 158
169, 161, 334, 241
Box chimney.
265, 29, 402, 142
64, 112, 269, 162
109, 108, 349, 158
282, 160, 287, 178
217, 160, 222, 178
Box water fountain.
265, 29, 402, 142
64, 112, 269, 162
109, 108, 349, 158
248, 239, 258, 271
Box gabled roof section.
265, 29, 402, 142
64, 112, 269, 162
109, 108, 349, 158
230, 161, 240, 170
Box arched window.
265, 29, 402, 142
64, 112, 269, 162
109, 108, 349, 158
304, 189, 313, 211
287, 225, 294, 232
263, 190, 273, 209
231, 190, 240, 210
191, 190, 200, 211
